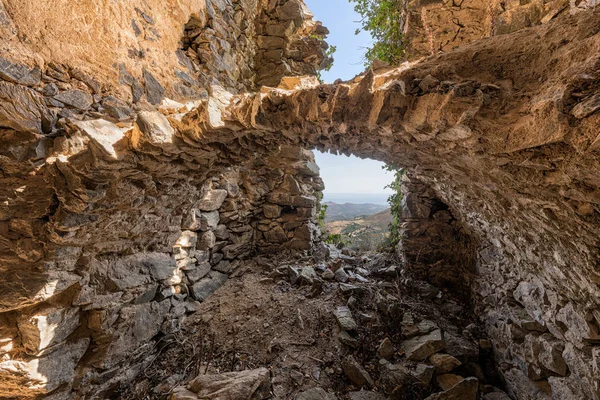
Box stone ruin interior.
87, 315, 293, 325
0, 0, 599, 399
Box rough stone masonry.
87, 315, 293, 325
0, 0, 599, 399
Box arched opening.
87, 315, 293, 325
314, 151, 396, 251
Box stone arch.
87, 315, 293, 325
0, 3, 599, 399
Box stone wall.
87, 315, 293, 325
400, 0, 598, 59
0, 0, 599, 399
398, 173, 477, 295
190, 9, 600, 398
0, 0, 328, 398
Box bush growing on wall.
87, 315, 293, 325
383, 165, 406, 246
350, 0, 406, 65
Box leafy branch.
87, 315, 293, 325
349, 0, 406, 66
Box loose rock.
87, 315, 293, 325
341, 355, 374, 388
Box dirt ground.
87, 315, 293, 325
119, 249, 501, 400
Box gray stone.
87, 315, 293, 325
338, 330, 359, 348
444, 333, 479, 361
425, 377, 478, 400
143, 69, 165, 105
417, 319, 439, 334
190, 271, 228, 302
199, 231, 216, 250
0, 338, 89, 392
119, 64, 143, 102
322, 269, 335, 280
342, 355, 374, 388
99, 253, 175, 290
295, 160, 320, 176
376, 338, 395, 360
54, 89, 93, 110
412, 364, 435, 385
198, 189, 228, 211
402, 329, 445, 361
292, 195, 317, 208
295, 387, 337, 400
510, 307, 547, 332
379, 362, 423, 395
556, 302, 600, 341
288, 265, 301, 284
213, 260, 233, 274
339, 283, 361, 293
335, 268, 349, 283
186, 367, 270, 399
102, 96, 132, 121
483, 392, 512, 400
0, 56, 41, 86
0, 81, 52, 133
538, 338, 567, 376
133, 284, 159, 304
348, 391, 385, 400
214, 224, 229, 240
185, 262, 212, 283
298, 266, 317, 285
222, 242, 251, 259
199, 210, 221, 231
429, 353, 461, 374
333, 306, 357, 331
18, 307, 80, 354
503, 368, 551, 400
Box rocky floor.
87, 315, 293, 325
118, 247, 510, 400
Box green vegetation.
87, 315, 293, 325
317, 44, 337, 83
382, 165, 406, 247
309, 33, 337, 83
325, 233, 351, 247
316, 201, 328, 231
316, 192, 352, 248
349, 0, 405, 66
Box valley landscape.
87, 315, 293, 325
323, 201, 393, 251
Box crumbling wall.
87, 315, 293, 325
398, 173, 477, 295
0, 0, 599, 399
192, 9, 600, 397
400, 0, 599, 59
0, 0, 328, 398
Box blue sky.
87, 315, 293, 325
304, 0, 393, 194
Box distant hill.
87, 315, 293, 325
323, 201, 389, 222
324, 204, 392, 251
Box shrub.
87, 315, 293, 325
350, 0, 406, 66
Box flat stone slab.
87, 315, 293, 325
402, 329, 445, 361
190, 271, 228, 302
334, 306, 357, 331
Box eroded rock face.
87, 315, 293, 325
0, 0, 598, 399
0, 1, 327, 398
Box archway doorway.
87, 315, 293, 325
314, 151, 398, 251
